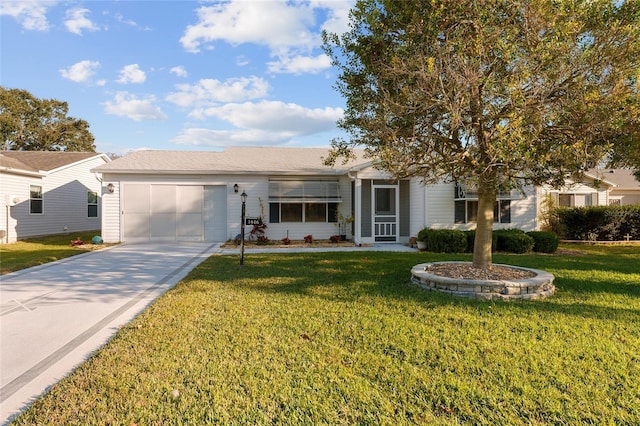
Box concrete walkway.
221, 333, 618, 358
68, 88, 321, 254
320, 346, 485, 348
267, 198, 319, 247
0, 242, 220, 425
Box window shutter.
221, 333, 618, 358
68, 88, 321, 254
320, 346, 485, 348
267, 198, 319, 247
269, 203, 280, 223
454, 200, 466, 224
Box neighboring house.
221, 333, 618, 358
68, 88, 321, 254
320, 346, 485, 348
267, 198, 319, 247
594, 169, 640, 205
92, 147, 537, 245
539, 168, 640, 208
0, 151, 111, 244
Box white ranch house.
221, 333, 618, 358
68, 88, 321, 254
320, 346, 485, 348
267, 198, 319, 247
92, 147, 534, 245
1, 151, 110, 243
93, 147, 640, 245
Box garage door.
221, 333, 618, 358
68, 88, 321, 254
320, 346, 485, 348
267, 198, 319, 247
123, 184, 226, 242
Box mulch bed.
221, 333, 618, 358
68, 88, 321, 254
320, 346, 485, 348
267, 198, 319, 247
424, 263, 536, 281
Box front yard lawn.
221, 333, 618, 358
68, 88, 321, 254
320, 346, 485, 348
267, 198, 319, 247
13, 245, 640, 425
0, 231, 107, 275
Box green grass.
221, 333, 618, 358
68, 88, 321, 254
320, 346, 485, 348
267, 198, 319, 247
0, 231, 105, 275
13, 245, 640, 425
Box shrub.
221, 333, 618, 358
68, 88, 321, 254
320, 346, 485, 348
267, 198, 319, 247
304, 235, 314, 243
493, 229, 534, 254
527, 231, 559, 253
417, 228, 430, 242
281, 237, 291, 245
419, 228, 467, 253
556, 205, 640, 241
329, 235, 341, 243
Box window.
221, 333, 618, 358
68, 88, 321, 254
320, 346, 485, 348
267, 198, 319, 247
270, 202, 338, 223
454, 183, 511, 224
454, 200, 511, 224
268, 179, 341, 223
30, 185, 43, 214
88, 191, 98, 217
558, 193, 593, 207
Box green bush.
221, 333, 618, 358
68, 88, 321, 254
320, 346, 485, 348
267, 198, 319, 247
417, 228, 467, 253
526, 231, 560, 253
417, 227, 430, 242
493, 229, 534, 254
556, 205, 640, 241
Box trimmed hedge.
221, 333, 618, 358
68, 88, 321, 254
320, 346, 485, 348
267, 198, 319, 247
418, 228, 536, 254
526, 231, 559, 253
420, 228, 468, 253
556, 205, 640, 241
493, 229, 534, 254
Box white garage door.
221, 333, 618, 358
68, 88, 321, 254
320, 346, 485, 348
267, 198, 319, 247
123, 184, 226, 242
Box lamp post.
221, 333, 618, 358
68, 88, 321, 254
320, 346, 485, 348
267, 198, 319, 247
240, 190, 247, 265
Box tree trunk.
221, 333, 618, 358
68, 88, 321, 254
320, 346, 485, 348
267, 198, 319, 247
472, 186, 496, 269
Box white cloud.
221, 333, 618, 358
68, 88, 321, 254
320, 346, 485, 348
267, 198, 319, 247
117, 64, 146, 84
172, 100, 342, 147
170, 66, 188, 78
64, 7, 99, 35
180, 1, 316, 53
59, 60, 100, 83
104, 92, 167, 121
171, 128, 291, 147
268, 53, 332, 74
178, 0, 353, 75
1, 0, 57, 31
166, 76, 270, 107
312, 0, 353, 35
200, 101, 342, 135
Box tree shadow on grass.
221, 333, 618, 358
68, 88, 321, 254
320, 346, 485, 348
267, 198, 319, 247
185, 250, 640, 322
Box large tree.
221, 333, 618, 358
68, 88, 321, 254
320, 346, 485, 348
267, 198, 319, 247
0, 87, 96, 152
323, 0, 640, 268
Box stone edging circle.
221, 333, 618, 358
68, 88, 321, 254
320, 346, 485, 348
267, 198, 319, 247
411, 261, 555, 300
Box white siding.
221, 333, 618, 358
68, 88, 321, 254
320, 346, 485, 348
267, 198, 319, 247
100, 178, 121, 243
610, 190, 640, 205
0, 173, 40, 243
1, 156, 107, 243
420, 182, 538, 232
101, 174, 354, 243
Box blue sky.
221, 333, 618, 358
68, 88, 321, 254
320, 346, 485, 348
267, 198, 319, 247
1, 0, 354, 155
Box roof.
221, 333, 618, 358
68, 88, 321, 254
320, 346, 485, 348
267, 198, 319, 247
1, 151, 104, 175
589, 168, 640, 190
93, 147, 369, 175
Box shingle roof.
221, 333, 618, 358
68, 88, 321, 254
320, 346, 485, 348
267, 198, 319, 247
589, 168, 640, 189
1, 151, 101, 173
93, 147, 369, 175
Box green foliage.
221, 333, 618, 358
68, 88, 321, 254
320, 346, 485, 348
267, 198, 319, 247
527, 231, 560, 253
556, 205, 640, 241
0, 86, 95, 151
493, 229, 535, 254
13, 247, 640, 425
416, 227, 430, 242
323, 0, 640, 267
418, 228, 467, 253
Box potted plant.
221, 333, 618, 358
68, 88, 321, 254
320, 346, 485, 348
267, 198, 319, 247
416, 228, 429, 251
335, 211, 354, 241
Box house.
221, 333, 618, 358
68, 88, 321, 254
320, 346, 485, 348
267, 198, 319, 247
92, 147, 538, 245
539, 168, 640, 208
0, 151, 111, 244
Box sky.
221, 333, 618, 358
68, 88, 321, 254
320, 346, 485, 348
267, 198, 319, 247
1, 0, 355, 155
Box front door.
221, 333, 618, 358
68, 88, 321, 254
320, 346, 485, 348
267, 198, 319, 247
372, 184, 398, 242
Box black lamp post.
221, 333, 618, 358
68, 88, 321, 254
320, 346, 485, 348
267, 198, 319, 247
240, 190, 247, 265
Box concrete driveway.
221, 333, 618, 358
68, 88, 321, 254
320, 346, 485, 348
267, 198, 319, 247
0, 242, 220, 424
